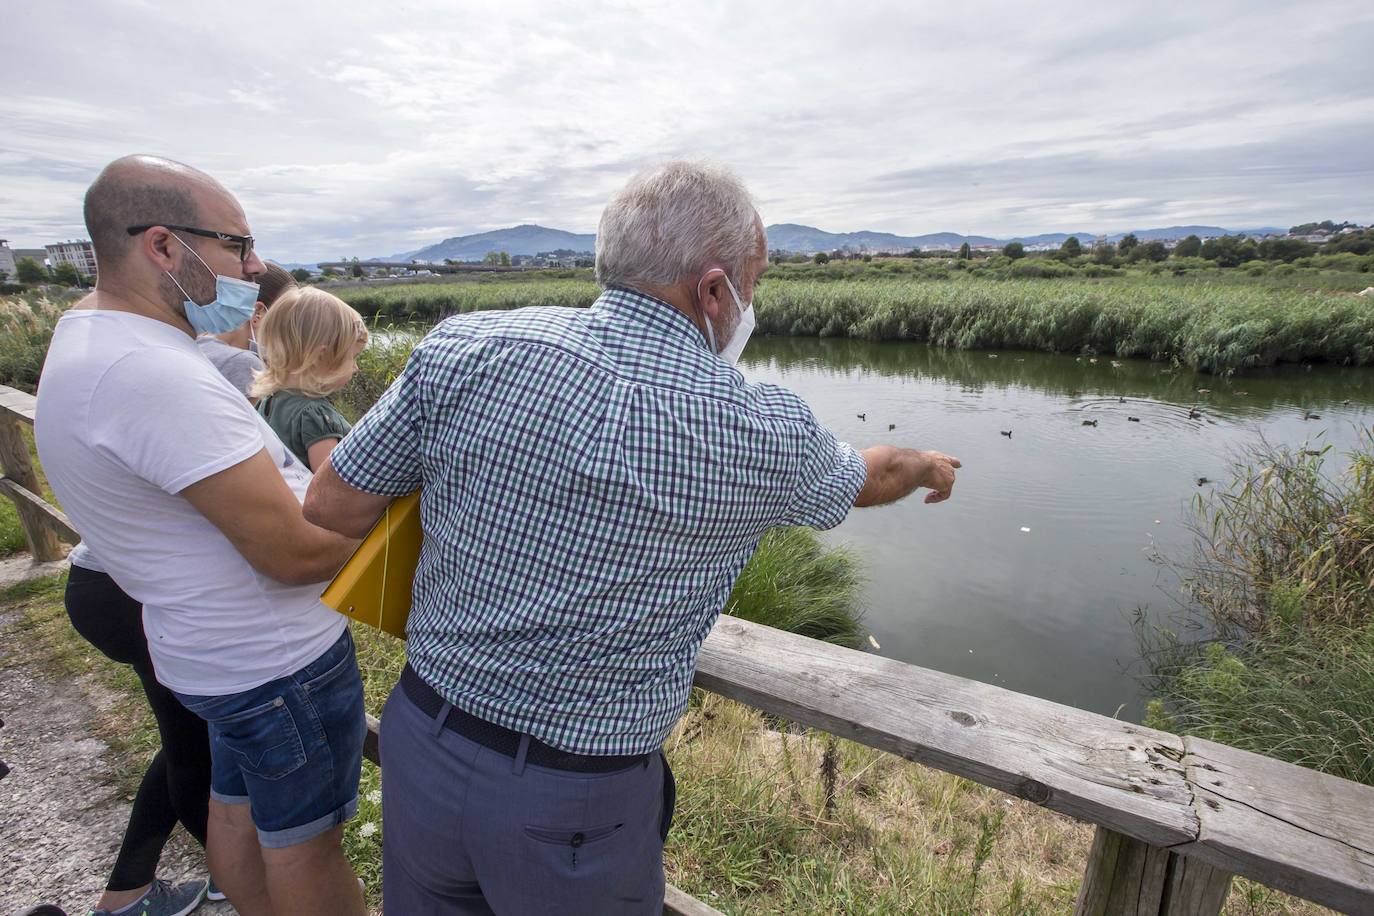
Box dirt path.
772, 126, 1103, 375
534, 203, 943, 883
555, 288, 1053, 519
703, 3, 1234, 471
0, 601, 234, 915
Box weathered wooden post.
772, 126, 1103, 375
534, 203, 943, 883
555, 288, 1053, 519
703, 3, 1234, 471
0, 412, 63, 563
1075, 827, 1232, 916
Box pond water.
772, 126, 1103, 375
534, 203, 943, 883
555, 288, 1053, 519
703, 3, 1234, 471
738, 338, 1374, 721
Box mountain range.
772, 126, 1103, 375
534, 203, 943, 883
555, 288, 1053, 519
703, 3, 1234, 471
388, 225, 596, 263
374, 222, 1288, 262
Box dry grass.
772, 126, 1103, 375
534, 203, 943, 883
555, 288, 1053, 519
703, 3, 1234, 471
0, 581, 1339, 915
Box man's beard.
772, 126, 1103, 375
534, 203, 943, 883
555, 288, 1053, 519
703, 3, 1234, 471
162, 258, 216, 312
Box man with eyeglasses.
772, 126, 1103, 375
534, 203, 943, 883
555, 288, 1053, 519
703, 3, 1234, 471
35, 155, 367, 916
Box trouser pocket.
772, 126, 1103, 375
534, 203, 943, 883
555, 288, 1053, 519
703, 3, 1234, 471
524, 822, 625, 871
660, 752, 675, 842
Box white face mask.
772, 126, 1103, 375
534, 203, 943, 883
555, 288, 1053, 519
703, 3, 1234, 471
698, 271, 755, 367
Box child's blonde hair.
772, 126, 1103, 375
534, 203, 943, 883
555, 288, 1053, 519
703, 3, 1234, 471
250, 287, 369, 399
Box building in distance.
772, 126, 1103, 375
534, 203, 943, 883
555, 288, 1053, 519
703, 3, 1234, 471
46, 239, 97, 278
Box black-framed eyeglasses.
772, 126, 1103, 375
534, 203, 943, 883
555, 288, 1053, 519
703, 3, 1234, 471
126, 224, 255, 262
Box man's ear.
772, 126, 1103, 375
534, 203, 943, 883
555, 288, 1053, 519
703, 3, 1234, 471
141, 226, 181, 272
697, 268, 728, 322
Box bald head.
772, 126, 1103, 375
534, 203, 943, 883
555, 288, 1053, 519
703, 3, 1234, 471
83, 155, 229, 272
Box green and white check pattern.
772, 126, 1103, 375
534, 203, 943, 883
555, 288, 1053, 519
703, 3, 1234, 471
330, 287, 867, 755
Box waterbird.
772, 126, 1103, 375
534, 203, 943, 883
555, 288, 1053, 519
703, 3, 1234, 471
1128, 416, 1141, 422
1196, 477, 1210, 486
888, 423, 896, 431
1000, 430, 1012, 438
1188, 407, 1203, 420
1303, 410, 1321, 420
1081, 419, 1098, 427
1197, 388, 1211, 395
856, 413, 866, 421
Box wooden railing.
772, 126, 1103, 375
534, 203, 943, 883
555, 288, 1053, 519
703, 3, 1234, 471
0, 385, 77, 561
5, 383, 1372, 915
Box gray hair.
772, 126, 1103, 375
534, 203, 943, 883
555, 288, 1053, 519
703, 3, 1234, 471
596, 161, 760, 291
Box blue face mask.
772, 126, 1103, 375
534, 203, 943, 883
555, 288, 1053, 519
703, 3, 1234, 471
165, 234, 260, 334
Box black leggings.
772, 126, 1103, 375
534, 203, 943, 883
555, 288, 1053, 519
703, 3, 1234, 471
64, 565, 211, 892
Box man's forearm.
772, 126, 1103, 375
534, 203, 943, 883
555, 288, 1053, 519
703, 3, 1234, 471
854, 446, 960, 507
277, 526, 360, 585
303, 458, 396, 539
855, 446, 925, 507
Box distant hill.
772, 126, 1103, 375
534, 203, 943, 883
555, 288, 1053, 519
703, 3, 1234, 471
385, 224, 596, 263
1102, 225, 1285, 243
374, 222, 1292, 261
766, 224, 1286, 253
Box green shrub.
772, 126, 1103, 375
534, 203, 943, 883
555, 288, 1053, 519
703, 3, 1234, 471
0, 294, 70, 392
1142, 435, 1374, 784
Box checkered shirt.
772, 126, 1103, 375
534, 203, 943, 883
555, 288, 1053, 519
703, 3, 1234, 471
330, 287, 867, 755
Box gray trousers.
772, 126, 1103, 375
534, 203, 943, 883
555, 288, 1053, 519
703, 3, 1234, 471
380, 680, 674, 915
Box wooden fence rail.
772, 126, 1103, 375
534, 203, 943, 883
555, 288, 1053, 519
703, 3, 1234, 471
5, 383, 1372, 915
0, 385, 67, 561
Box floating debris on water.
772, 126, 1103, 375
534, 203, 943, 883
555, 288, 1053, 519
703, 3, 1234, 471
1019, 526, 1031, 532
868, 634, 881, 650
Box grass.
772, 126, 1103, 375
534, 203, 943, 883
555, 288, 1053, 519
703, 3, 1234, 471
2, 581, 1330, 914
0, 291, 75, 393
1142, 434, 1374, 786
0, 573, 162, 792
727, 527, 865, 648
332, 269, 1374, 375
0, 422, 52, 557
752, 277, 1374, 374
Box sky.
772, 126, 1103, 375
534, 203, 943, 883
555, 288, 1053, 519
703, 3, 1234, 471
2, 0, 1372, 262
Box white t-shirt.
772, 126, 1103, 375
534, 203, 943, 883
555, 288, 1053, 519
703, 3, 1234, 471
67, 540, 103, 572
36, 309, 344, 695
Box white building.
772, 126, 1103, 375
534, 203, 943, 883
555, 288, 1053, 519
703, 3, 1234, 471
46, 239, 97, 277
0, 240, 15, 278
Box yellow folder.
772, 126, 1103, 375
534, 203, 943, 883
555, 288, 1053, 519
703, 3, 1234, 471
320, 491, 421, 639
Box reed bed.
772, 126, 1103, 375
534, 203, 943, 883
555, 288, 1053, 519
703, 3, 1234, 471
334, 275, 1374, 375
1143, 435, 1374, 785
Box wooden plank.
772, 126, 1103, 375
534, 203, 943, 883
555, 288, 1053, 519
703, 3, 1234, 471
694, 616, 1197, 847
1074, 827, 1168, 915
364, 713, 381, 765
0, 385, 37, 425
0, 477, 79, 545
1170, 736, 1374, 914
663, 883, 725, 916
0, 416, 64, 560
1074, 826, 1230, 915
1161, 854, 1232, 915
360, 712, 721, 915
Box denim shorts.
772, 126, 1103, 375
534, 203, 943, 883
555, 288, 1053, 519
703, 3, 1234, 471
174, 628, 366, 848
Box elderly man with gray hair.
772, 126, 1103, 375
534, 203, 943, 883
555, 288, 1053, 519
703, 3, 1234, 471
304, 160, 961, 914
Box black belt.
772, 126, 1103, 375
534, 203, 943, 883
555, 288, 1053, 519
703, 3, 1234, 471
399, 663, 650, 774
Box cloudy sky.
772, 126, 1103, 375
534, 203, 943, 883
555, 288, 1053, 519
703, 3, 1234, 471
3, 0, 1372, 262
